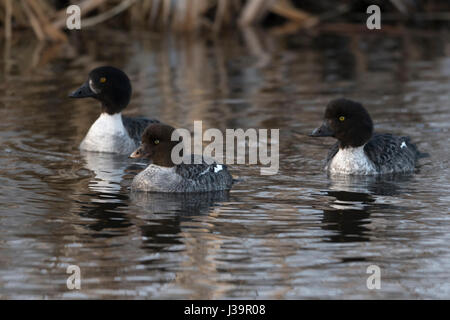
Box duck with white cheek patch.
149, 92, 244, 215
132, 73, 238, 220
310, 98, 426, 175
69, 66, 159, 155
129, 123, 233, 193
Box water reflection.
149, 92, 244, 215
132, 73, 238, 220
76, 151, 151, 236
131, 191, 230, 217
321, 174, 415, 243
322, 189, 373, 243
77, 192, 132, 237
0, 27, 449, 299
327, 173, 413, 196
81, 151, 144, 194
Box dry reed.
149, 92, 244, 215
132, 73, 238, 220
0, 0, 446, 42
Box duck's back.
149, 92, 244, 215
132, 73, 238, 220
326, 133, 422, 174
131, 155, 233, 193
123, 116, 160, 145
174, 155, 233, 192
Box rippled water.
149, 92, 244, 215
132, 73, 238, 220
0, 28, 449, 299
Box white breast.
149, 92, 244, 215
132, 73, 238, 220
80, 113, 136, 154
327, 146, 377, 175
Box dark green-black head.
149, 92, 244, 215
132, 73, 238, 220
69, 66, 132, 115
310, 98, 374, 148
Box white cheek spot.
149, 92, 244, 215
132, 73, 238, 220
89, 79, 99, 94
400, 141, 406, 149
214, 164, 223, 173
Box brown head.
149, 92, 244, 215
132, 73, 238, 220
130, 123, 181, 167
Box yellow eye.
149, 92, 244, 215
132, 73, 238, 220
339, 116, 345, 122
154, 139, 159, 145
100, 77, 107, 83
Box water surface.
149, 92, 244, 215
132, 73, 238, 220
0, 28, 449, 299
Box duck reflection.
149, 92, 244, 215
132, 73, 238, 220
130, 191, 230, 250
328, 173, 412, 196
321, 174, 412, 242
77, 193, 132, 236
75, 151, 147, 235
81, 150, 145, 194
130, 191, 230, 216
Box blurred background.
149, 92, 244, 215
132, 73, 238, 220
1, 0, 450, 41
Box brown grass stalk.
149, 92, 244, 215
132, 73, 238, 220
4, 0, 12, 40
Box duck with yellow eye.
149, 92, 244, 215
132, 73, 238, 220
69, 66, 160, 154
129, 123, 233, 193
309, 98, 426, 175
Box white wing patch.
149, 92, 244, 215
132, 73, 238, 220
400, 141, 406, 149
214, 164, 223, 173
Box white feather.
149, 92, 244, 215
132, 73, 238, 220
214, 164, 223, 173
89, 79, 99, 94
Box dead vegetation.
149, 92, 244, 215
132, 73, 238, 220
0, 0, 448, 42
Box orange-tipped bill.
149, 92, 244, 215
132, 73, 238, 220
130, 146, 145, 159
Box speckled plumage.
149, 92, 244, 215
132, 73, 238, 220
311, 99, 425, 175
131, 155, 233, 193
326, 133, 421, 174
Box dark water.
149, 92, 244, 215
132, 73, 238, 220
0, 28, 449, 299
